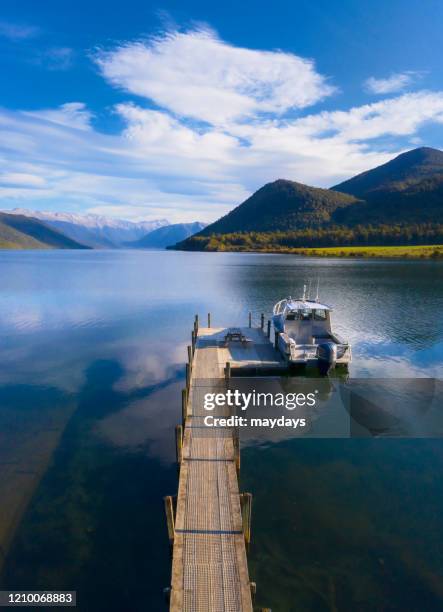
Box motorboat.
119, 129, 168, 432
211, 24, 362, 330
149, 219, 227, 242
272, 286, 352, 372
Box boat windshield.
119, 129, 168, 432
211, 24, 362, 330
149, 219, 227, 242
286, 309, 312, 321
314, 309, 327, 321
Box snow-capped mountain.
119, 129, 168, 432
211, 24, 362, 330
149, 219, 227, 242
127, 222, 207, 249
4, 209, 170, 248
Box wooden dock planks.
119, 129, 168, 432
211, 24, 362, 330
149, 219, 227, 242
169, 325, 283, 611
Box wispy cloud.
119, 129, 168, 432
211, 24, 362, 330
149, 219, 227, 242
24, 102, 93, 131
95, 27, 336, 125
0, 20, 39, 41
36, 47, 74, 71
364, 71, 420, 94
0, 172, 46, 188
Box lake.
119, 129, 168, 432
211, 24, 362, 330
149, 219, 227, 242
0, 250, 442, 611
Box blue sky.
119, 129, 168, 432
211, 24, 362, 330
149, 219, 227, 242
1, 0, 443, 222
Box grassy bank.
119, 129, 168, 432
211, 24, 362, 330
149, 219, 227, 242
174, 239, 443, 258
0, 240, 49, 249
273, 244, 443, 258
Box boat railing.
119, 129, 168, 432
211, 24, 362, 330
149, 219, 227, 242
273, 299, 287, 315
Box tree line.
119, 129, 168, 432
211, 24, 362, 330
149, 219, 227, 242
174, 223, 443, 251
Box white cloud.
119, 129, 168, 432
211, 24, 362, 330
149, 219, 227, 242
24, 102, 93, 131
95, 28, 336, 125
287, 91, 443, 142
0, 20, 39, 41
0, 172, 46, 187
224, 91, 443, 184
364, 71, 419, 94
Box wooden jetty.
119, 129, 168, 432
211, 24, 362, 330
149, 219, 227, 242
165, 314, 284, 611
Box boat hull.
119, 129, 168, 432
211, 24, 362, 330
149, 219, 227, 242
276, 331, 352, 369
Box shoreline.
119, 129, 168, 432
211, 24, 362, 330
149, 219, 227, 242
171, 244, 443, 259
1, 245, 443, 259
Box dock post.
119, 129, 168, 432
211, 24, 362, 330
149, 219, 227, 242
267, 320, 271, 339
208, 312, 211, 328
248, 312, 252, 328
163, 588, 171, 604
240, 492, 252, 548
186, 363, 191, 390
233, 430, 240, 474
250, 582, 257, 605
261, 313, 264, 329
164, 496, 175, 547
225, 361, 231, 380
175, 424, 183, 465
194, 314, 199, 334
187, 345, 192, 367
191, 330, 196, 354
181, 388, 187, 425
274, 330, 279, 350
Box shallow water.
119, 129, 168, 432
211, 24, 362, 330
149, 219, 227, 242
0, 250, 442, 610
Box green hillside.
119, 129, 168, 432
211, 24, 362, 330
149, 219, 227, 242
333, 147, 443, 198
174, 147, 443, 254
0, 213, 89, 250
0, 219, 48, 249
333, 147, 443, 225
196, 180, 361, 235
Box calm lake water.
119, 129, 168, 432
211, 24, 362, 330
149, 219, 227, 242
0, 250, 442, 611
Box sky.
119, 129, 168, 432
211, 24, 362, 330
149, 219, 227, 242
1, 0, 443, 223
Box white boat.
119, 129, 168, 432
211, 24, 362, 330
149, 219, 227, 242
272, 286, 352, 372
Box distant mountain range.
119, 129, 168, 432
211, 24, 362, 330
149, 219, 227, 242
4, 209, 169, 248
0, 209, 206, 250
173, 147, 443, 251
127, 222, 207, 249
0, 212, 89, 249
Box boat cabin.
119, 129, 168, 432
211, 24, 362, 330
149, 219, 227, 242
273, 298, 333, 344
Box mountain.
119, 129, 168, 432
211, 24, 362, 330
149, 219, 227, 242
332, 147, 443, 224
192, 180, 361, 236
4, 209, 169, 248
0, 212, 88, 249
174, 147, 443, 252
333, 147, 443, 198
127, 222, 207, 249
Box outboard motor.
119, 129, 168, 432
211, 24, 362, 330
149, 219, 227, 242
317, 342, 337, 375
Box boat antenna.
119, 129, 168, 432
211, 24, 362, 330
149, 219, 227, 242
315, 277, 320, 302
308, 279, 312, 299
302, 284, 306, 300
